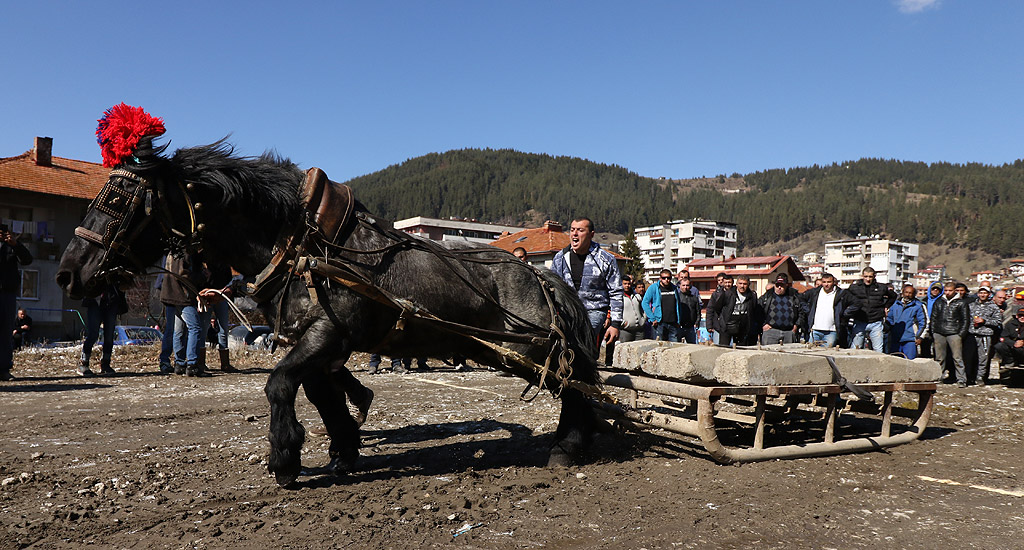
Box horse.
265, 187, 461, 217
57, 135, 602, 488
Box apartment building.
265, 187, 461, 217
633, 219, 737, 281
824, 236, 919, 288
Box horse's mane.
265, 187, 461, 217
165, 139, 306, 223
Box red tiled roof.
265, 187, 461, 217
0, 151, 107, 200
490, 226, 628, 259
687, 255, 805, 281
688, 255, 785, 268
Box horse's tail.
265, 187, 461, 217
538, 269, 599, 386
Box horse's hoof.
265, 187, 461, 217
327, 456, 355, 476
546, 449, 573, 467
274, 471, 299, 488
353, 388, 374, 427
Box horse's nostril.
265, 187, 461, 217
56, 270, 73, 291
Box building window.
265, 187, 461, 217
21, 270, 39, 300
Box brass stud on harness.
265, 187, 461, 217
196, 223, 205, 232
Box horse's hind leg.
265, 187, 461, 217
548, 387, 597, 467
301, 359, 366, 477
264, 325, 335, 488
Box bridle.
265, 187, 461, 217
74, 167, 201, 284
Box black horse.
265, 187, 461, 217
57, 138, 601, 487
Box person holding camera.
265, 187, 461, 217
1, 224, 33, 381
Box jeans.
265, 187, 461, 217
159, 305, 178, 368
654, 323, 681, 342
211, 299, 231, 350
762, 327, 796, 345
82, 304, 117, 368
680, 326, 697, 344
811, 329, 838, 347
850, 320, 885, 352
175, 304, 212, 367
586, 309, 608, 348
933, 333, 966, 384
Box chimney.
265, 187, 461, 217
33, 137, 53, 167
543, 220, 563, 232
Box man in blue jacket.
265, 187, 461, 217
886, 284, 928, 359
642, 269, 701, 342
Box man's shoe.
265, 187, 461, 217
173, 363, 186, 375
100, 366, 116, 376
0, 371, 15, 381
78, 365, 95, 377
957, 381, 967, 388
158, 363, 173, 375
976, 379, 986, 387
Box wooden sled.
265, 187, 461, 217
591, 369, 936, 463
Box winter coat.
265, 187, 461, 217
930, 295, 969, 336
0, 241, 32, 293
804, 287, 845, 332
551, 242, 623, 324
711, 287, 760, 339
886, 298, 927, 344
842, 280, 897, 323
758, 288, 804, 330
621, 291, 646, 332
968, 299, 1003, 337
642, 283, 700, 327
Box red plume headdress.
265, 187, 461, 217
96, 103, 166, 167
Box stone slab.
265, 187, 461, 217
639, 344, 731, 384
609, 341, 941, 386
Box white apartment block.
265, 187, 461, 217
633, 219, 738, 281
824, 236, 919, 288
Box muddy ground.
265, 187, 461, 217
1, 345, 1022, 549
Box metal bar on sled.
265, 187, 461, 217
592, 369, 936, 464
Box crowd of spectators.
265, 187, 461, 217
620, 265, 1023, 388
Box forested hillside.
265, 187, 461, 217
345, 149, 1024, 257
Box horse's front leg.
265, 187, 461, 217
264, 321, 336, 488
548, 386, 598, 466
301, 357, 370, 477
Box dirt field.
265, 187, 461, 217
1, 345, 1022, 549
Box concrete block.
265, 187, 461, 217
639, 344, 730, 384
713, 350, 831, 386
611, 340, 685, 372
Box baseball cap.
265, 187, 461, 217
978, 287, 991, 294
1017, 307, 1024, 316
774, 274, 790, 284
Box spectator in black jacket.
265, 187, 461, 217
842, 267, 897, 352
994, 307, 1024, 370
931, 281, 971, 387
706, 273, 732, 345
759, 273, 804, 345
804, 273, 845, 347
1, 226, 32, 381
711, 274, 759, 346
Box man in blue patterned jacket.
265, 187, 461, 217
551, 217, 622, 348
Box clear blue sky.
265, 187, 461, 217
2, 1, 1021, 182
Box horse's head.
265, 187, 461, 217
57, 104, 194, 298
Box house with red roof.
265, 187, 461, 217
1, 137, 109, 341
489, 220, 628, 273
686, 255, 805, 301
